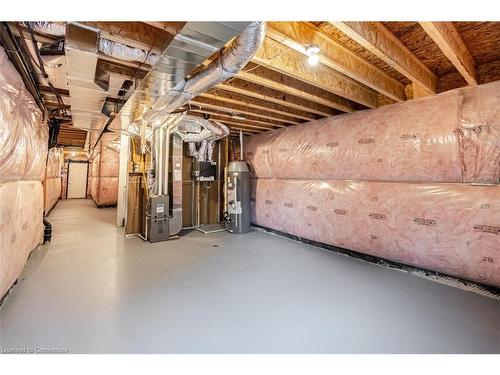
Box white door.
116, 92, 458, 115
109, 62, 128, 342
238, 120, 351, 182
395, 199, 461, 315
67, 162, 88, 199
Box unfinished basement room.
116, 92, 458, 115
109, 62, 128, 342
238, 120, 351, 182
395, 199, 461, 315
0, 6, 499, 361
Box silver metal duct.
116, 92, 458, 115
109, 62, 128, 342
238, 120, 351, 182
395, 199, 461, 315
98, 38, 159, 66
143, 22, 266, 129
108, 22, 254, 133
30, 21, 160, 66
65, 22, 108, 132
176, 115, 229, 162
26, 22, 66, 36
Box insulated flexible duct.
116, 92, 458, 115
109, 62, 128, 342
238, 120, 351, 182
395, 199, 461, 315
143, 22, 266, 128
175, 115, 229, 162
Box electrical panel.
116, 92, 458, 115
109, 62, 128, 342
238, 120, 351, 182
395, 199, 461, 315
192, 161, 217, 181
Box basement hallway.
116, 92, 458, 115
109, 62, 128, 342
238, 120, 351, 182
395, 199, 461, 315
0, 199, 499, 354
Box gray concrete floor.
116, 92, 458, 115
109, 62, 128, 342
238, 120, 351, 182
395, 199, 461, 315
1, 199, 499, 353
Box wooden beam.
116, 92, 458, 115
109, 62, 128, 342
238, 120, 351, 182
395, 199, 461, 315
230, 130, 257, 136
188, 108, 285, 130
266, 22, 406, 102
237, 63, 355, 112
412, 82, 430, 99
217, 122, 263, 133
188, 112, 262, 133
253, 37, 378, 108
331, 22, 437, 95
419, 22, 477, 86
190, 96, 301, 125
201, 91, 316, 122
218, 79, 335, 117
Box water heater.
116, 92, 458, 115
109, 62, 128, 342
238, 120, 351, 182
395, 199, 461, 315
226, 161, 251, 233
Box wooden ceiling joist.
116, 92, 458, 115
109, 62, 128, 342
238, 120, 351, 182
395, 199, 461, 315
190, 96, 301, 125
201, 91, 316, 122
419, 22, 477, 86
237, 64, 355, 112
188, 112, 262, 133
230, 130, 256, 136
188, 108, 283, 130
218, 122, 262, 133
266, 22, 406, 102
253, 37, 378, 108
331, 22, 437, 96
218, 80, 335, 117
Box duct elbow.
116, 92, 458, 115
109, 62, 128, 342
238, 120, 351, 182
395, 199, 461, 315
221, 21, 266, 74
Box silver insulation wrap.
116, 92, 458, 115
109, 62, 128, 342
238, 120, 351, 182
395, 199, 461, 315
143, 22, 266, 128
26, 22, 66, 36
98, 38, 159, 66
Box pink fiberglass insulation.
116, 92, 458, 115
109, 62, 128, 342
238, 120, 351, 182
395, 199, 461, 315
250, 179, 500, 287
43, 178, 61, 213
89, 153, 100, 204
245, 81, 500, 183
43, 148, 63, 212
96, 177, 119, 206
0, 181, 44, 298
0, 46, 47, 299
0, 49, 47, 183
90, 132, 119, 206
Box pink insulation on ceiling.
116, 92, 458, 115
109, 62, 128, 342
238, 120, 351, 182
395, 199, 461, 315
250, 179, 499, 287
245, 81, 500, 288
0, 46, 47, 299
43, 147, 63, 213
89, 132, 119, 206
245, 81, 500, 183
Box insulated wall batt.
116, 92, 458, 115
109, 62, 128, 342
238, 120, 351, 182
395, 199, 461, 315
90, 133, 119, 206
43, 147, 62, 212
0, 181, 44, 298
250, 179, 500, 287
245, 81, 500, 183
246, 82, 500, 288
0, 46, 47, 299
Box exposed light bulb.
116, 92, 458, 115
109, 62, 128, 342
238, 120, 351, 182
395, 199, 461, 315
305, 44, 320, 66
305, 44, 320, 56
308, 54, 320, 66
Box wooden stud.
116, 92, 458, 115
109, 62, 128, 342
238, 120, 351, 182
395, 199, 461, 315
331, 22, 437, 95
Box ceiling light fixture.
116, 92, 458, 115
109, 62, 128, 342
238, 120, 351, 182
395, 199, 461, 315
305, 44, 320, 66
